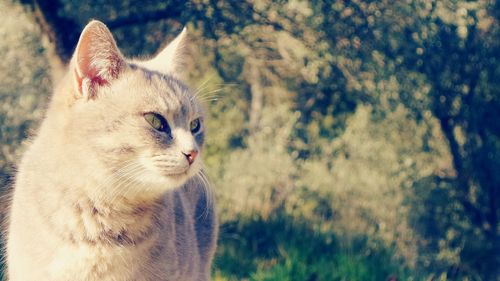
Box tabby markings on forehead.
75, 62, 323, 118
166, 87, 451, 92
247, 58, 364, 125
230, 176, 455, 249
131, 62, 192, 99
129, 63, 188, 93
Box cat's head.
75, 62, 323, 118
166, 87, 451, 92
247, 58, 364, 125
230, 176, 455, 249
60, 20, 205, 195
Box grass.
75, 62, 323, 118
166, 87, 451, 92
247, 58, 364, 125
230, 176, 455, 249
214, 211, 413, 281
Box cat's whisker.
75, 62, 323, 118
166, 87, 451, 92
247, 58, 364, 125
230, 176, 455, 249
152, 158, 178, 164
153, 162, 181, 168
151, 153, 177, 159
195, 168, 214, 220
193, 76, 215, 97
194, 84, 239, 103
107, 163, 145, 204
199, 88, 225, 96
193, 82, 237, 101
194, 76, 212, 91
107, 174, 141, 206
117, 166, 150, 205
96, 161, 144, 204
151, 157, 177, 163
196, 92, 222, 102
91, 159, 140, 203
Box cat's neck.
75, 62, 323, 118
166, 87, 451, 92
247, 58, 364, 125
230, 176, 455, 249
35, 177, 165, 246
72, 195, 162, 246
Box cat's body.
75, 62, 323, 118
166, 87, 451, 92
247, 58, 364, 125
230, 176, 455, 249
6, 21, 217, 281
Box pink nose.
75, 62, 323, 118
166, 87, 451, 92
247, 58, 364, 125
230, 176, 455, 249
183, 150, 198, 165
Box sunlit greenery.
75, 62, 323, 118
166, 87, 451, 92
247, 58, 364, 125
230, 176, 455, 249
1, 0, 498, 280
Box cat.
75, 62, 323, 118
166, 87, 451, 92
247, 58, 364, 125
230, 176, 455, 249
5, 20, 218, 281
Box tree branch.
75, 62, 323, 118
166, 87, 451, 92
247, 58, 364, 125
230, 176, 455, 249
105, 8, 184, 29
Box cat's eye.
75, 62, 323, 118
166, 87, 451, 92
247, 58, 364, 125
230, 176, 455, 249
144, 113, 169, 132
190, 118, 201, 134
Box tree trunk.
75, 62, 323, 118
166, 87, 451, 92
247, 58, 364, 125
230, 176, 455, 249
248, 58, 263, 134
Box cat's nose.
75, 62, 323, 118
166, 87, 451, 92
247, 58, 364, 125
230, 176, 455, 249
182, 150, 198, 165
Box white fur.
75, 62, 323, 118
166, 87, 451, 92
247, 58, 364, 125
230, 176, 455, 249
6, 20, 217, 281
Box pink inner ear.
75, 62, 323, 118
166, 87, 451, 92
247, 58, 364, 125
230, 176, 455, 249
72, 21, 124, 98
73, 64, 109, 98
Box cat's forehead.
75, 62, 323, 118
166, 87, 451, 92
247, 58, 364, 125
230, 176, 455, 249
126, 63, 197, 116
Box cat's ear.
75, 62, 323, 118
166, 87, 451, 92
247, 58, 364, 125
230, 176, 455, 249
71, 20, 125, 99
142, 27, 188, 77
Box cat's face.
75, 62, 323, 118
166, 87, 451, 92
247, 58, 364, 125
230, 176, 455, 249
71, 67, 204, 190
64, 21, 204, 194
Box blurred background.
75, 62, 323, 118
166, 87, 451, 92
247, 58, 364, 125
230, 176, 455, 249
0, 0, 499, 280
